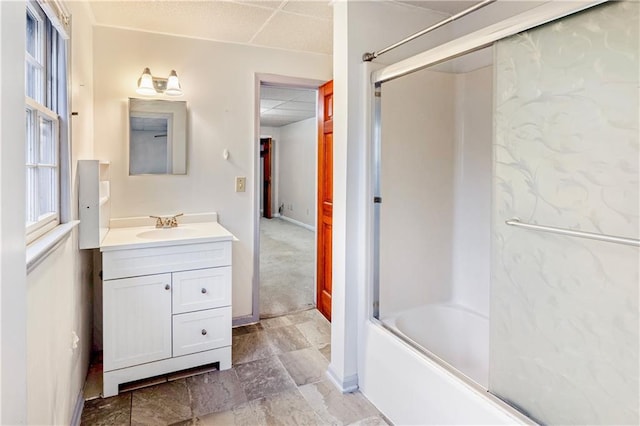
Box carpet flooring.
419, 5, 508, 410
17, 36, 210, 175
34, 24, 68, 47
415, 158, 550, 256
259, 217, 315, 318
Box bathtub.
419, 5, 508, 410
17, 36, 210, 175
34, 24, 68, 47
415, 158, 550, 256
383, 303, 489, 387
359, 303, 531, 425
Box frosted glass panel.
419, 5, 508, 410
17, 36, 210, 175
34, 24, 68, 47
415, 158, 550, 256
491, 2, 639, 424
376, 49, 494, 388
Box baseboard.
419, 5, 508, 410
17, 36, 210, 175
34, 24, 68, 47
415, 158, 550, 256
232, 313, 260, 327
273, 213, 281, 218
326, 365, 359, 393
70, 386, 85, 426
279, 215, 315, 232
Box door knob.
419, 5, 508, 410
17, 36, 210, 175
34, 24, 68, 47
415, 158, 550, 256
201, 329, 207, 336
165, 284, 170, 290
201, 288, 207, 294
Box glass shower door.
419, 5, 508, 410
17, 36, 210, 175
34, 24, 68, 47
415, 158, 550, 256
490, 2, 639, 424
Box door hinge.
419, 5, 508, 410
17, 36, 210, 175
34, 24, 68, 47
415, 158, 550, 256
374, 196, 382, 204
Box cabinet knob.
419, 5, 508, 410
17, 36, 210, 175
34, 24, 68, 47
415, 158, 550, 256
201, 329, 207, 336
165, 284, 171, 290
201, 288, 207, 294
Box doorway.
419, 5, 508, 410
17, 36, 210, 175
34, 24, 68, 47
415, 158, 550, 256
255, 76, 325, 319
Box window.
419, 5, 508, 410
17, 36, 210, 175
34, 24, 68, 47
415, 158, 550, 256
25, 1, 68, 244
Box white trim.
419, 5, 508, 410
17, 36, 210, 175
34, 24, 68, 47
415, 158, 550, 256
25, 95, 58, 118
278, 215, 315, 232
254, 73, 325, 323
36, 0, 70, 39
373, 0, 606, 84
326, 367, 359, 393
69, 386, 85, 426
26, 220, 78, 273
25, 214, 58, 245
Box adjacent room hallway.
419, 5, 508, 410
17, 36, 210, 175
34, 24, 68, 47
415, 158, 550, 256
260, 218, 315, 318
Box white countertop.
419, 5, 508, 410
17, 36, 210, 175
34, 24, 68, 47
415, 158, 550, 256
100, 221, 234, 251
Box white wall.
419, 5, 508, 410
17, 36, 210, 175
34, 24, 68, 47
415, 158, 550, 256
379, 68, 456, 315
378, 64, 493, 319
277, 117, 317, 228
331, 0, 453, 392
25, 2, 96, 424
451, 66, 493, 317
27, 231, 93, 425
0, 1, 95, 424
0, 2, 28, 423
93, 27, 332, 319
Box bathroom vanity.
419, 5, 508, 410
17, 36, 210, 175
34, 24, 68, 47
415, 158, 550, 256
99, 221, 233, 397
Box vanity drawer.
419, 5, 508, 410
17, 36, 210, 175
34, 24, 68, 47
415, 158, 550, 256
172, 307, 231, 357
103, 241, 231, 280
172, 267, 231, 314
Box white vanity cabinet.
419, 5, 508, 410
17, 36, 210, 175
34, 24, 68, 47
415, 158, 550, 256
101, 236, 232, 397
103, 274, 173, 371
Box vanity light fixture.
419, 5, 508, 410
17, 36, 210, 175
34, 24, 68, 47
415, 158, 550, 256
136, 68, 183, 96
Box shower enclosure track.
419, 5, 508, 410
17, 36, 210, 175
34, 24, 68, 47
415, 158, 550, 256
506, 218, 640, 247
362, 0, 496, 62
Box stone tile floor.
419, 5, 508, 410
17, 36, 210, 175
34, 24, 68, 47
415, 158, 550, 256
81, 309, 389, 425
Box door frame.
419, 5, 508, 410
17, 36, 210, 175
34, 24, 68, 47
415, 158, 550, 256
249, 73, 327, 325
260, 137, 273, 219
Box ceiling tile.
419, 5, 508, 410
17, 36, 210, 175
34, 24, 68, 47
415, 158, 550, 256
261, 109, 311, 117
282, 1, 332, 20
252, 10, 332, 54
291, 90, 317, 102
260, 85, 316, 126
275, 100, 315, 112
231, 0, 285, 10
90, 1, 274, 43
261, 86, 310, 101
260, 99, 285, 108
396, 1, 482, 15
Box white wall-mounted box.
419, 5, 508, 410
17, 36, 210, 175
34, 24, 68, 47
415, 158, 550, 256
78, 160, 110, 249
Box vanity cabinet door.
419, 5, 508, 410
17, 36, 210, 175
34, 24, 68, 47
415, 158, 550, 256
172, 307, 232, 357
172, 267, 231, 314
103, 274, 172, 371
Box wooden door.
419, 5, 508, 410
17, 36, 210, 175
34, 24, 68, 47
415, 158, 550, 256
317, 81, 333, 321
261, 138, 272, 218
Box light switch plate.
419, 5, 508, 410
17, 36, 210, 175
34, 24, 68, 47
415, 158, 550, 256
235, 176, 246, 192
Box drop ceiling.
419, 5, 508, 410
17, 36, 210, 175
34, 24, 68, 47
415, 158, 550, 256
88, 0, 334, 55
260, 85, 316, 128
89, 0, 483, 127
88, 1, 482, 56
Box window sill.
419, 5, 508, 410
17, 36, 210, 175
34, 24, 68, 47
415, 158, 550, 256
26, 220, 80, 273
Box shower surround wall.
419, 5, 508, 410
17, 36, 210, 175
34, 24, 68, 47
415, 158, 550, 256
491, 2, 639, 424
379, 64, 493, 318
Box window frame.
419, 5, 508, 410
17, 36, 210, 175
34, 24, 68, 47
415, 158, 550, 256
25, 98, 60, 244
24, 0, 67, 245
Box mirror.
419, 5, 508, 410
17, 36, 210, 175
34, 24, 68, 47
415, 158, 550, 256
129, 98, 187, 175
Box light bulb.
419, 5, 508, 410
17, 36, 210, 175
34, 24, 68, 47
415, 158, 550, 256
165, 70, 183, 96
136, 67, 156, 95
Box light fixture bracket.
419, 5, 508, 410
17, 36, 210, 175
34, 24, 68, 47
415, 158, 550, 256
136, 68, 183, 96
151, 77, 168, 93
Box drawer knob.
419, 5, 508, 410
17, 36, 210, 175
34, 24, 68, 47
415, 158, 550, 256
201, 329, 207, 336
165, 284, 171, 290
201, 288, 207, 294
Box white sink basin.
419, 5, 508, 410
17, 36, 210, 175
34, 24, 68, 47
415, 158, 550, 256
136, 227, 201, 240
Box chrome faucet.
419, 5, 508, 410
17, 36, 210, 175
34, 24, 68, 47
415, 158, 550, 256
150, 213, 184, 228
